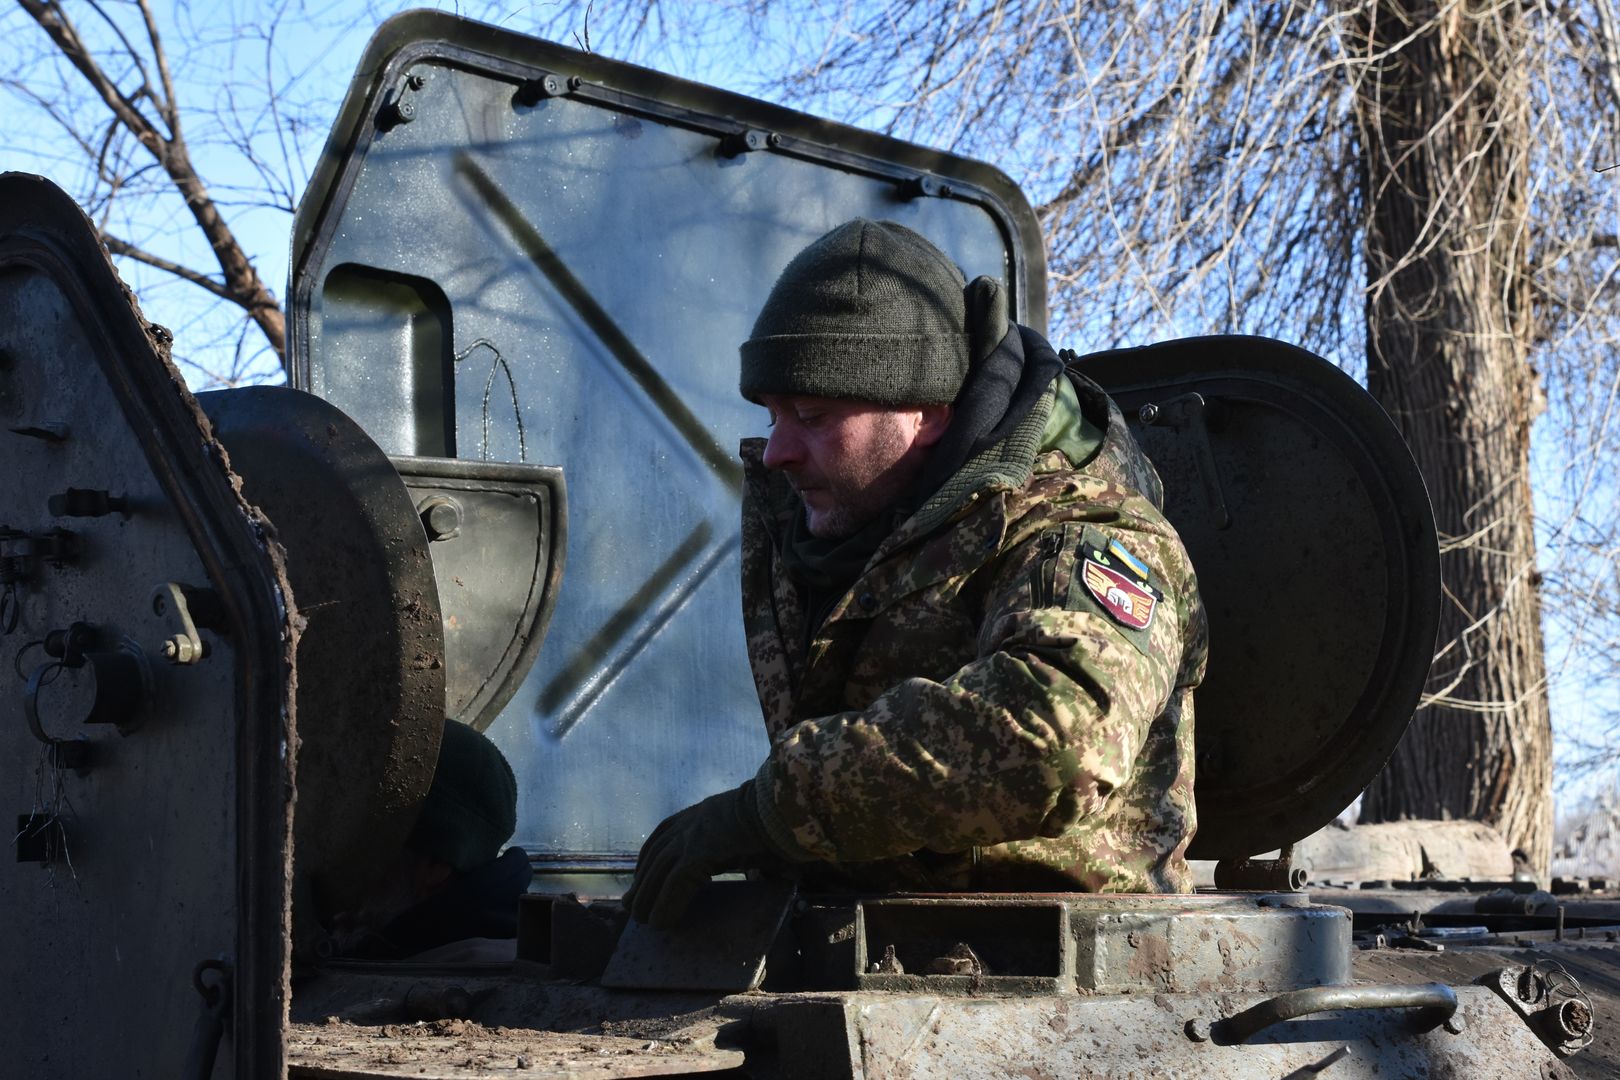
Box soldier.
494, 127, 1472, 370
625, 219, 1207, 928
325, 720, 531, 961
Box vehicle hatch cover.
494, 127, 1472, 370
198, 386, 446, 932
1074, 336, 1441, 862
290, 12, 1045, 876
0, 174, 295, 1077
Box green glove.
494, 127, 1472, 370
624, 780, 775, 928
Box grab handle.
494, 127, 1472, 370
1216, 983, 1457, 1044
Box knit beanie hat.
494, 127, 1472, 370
408, 720, 518, 873
741, 219, 999, 406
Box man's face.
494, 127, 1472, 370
759, 394, 950, 539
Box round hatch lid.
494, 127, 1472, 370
1075, 336, 1440, 862
200, 386, 446, 918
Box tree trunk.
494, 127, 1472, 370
1349, 0, 1552, 871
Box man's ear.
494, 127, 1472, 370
914, 403, 953, 448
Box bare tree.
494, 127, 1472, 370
551, 0, 1620, 868
3, 0, 490, 386
9, 0, 289, 381
1347, 0, 1552, 864
5, 1, 538, 388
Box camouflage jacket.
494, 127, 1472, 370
740, 368, 1208, 892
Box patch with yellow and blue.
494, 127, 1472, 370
1081, 533, 1162, 632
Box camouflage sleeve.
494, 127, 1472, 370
753, 508, 1198, 864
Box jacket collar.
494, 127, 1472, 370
738, 362, 1142, 612
738, 400, 1044, 626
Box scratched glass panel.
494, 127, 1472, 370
301, 59, 1020, 869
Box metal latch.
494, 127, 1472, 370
718, 128, 779, 157
379, 69, 428, 129
153, 582, 215, 665
514, 71, 581, 106
1138, 392, 1231, 529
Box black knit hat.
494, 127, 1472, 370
740, 219, 989, 405
408, 721, 518, 873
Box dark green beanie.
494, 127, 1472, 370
740, 219, 974, 405
408, 721, 518, 873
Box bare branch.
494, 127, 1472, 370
134, 0, 179, 139
22, 0, 164, 151
100, 234, 235, 302
18, 0, 286, 363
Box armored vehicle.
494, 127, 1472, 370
1, 11, 1606, 1078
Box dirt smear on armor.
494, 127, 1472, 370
289, 1017, 743, 1078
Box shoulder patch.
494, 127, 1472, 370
1081, 535, 1162, 632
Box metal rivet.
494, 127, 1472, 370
419, 496, 464, 542
719, 128, 773, 157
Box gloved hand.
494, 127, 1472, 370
623, 780, 774, 928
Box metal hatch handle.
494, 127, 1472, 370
1213, 983, 1457, 1044
1137, 391, 1231, 530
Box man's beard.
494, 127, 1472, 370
796, 415, 915, 540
